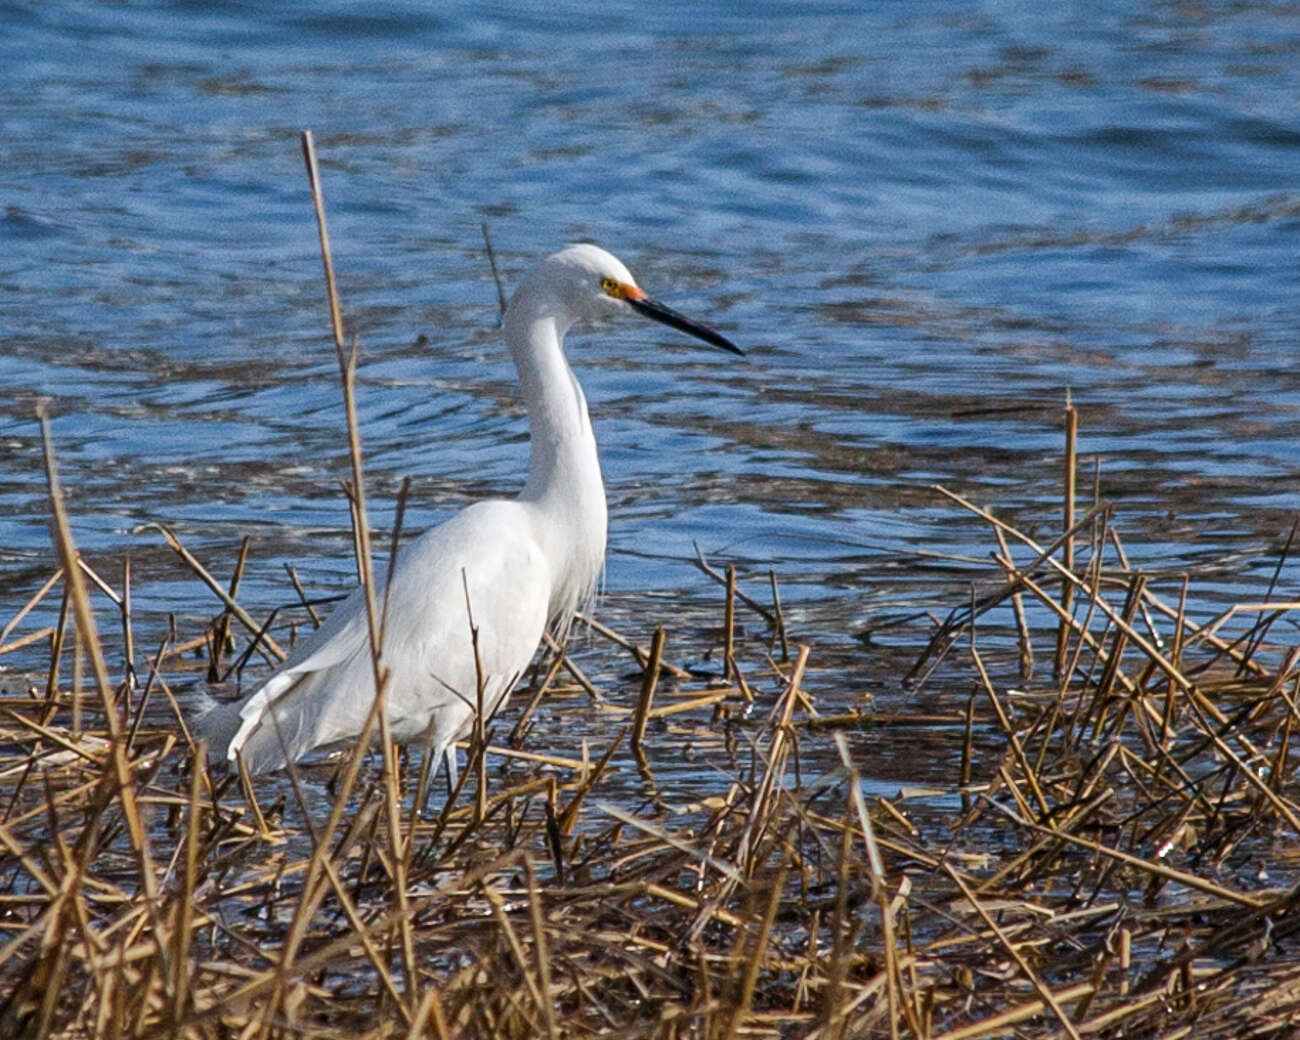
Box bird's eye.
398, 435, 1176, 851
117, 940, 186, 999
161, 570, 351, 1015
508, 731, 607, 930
600, 277, 620, 297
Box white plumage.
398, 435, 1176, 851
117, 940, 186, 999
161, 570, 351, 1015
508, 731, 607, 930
197, 243, 741, 783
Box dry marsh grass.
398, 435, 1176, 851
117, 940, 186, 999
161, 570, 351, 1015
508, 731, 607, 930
6, 404, 1300, 1039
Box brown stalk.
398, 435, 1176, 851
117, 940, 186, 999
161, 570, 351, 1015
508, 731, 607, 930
576, 611, 692, 679
767, 567, 791, 662
928, 983, 1094, 1040
207, 536, 250, 682
720, 865, 787, 1040
992, 524, 1034, 680
523, 856, 557, 1039
834, 731, 913, 1039
985, 796, 1267, 908
1054, 395, 1078, 682
944, 862, 1083, 1040
40, 585, 72, 720
481, 220, 509, 323
0, 567, 63, 647
145, 523, 286, 662
302, 129, 417, 1008
167, 742, 204, 1026
723, 563, 737, 684
283, 562, 324, 627
970, 645, 1051, 818
37, 406, 161, 910
557, 725, 628, 836
693, 544, 775, 623
630, 625, 665, 755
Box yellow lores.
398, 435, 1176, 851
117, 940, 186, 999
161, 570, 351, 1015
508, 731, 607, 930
600, 276, 645, 302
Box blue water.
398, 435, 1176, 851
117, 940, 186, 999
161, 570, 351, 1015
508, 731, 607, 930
2, 2, 1298, 700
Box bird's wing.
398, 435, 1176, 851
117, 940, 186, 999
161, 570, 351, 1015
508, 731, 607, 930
227, 499, 552, 772
373, 499, 553, 739
219, 577, 376, 769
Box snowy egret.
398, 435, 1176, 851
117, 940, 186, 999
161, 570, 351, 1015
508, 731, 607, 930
198, 243, 741, 782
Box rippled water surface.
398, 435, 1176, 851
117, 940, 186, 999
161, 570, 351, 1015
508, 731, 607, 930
2, 3, 1298, 775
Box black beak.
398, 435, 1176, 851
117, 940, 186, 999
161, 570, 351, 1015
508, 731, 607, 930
627, 295, 744, 356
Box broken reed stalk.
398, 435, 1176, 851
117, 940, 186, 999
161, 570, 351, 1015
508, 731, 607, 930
768, 567, 790, 661
169, 742, 203, 1025
630, 625, 665, 755
694, 543, 775, 623
1055, 395, 1077, 681
145, 522, 286, 662
992, 524, 1034, 680
119, 554, 135, 695
721, 863, 787, 1040
45, 585, 70, 718
263, 683, 404, 1026
481, 221, 509, 323
927, 486, 1213, 702
523, 856, 558, 1039
835, 730, 909, 1037
37, 405, 160, 913
907, 494, 1110, 688
207, 536, 250, 682
0, 566, 62, 649
0, 623, 56, 659
945, 862, 1084, 1040
465, 576, 489, 824
724, 563, 737, 683
284, 562, 324, 627
576, 611, 692, 679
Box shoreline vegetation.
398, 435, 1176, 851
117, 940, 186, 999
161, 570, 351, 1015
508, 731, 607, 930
2, 135, 1298, 1038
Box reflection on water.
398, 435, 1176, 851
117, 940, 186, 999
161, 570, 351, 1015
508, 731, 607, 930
2, 3, 1298, 786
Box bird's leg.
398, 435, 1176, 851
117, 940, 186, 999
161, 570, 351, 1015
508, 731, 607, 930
443, 745, 459, 798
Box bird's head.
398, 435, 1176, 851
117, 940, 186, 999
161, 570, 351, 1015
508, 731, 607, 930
520, 243, 743, 355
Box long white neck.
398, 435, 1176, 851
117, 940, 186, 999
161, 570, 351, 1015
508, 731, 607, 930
505, 290, 608, 625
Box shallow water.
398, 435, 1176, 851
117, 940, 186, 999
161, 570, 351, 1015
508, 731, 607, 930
2, 3, 1298, 777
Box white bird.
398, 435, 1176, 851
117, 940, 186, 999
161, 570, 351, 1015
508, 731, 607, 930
198, 243, 741, 784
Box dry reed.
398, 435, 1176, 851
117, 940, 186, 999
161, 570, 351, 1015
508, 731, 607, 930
8, 408, 1300, 1040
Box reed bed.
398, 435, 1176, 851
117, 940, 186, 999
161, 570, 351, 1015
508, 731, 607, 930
6, 406, 1300, 1040
4, 138, 1300, 1038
